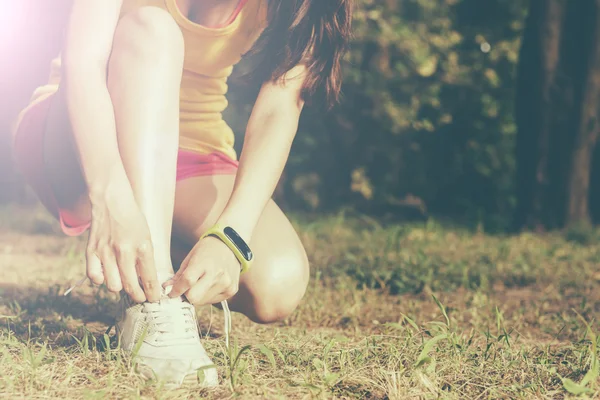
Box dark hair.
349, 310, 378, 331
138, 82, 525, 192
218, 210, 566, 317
242, 0, 353, 106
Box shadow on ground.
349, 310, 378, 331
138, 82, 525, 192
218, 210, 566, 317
0, 283, 117, 322
0, 284, 223, 347
0, 284, 116, 343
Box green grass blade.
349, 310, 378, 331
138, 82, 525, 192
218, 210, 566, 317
414, 334, 447, 368
258, 344, 276, 369
432, 295, 450, 328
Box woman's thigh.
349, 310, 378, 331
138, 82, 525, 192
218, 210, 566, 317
172, 175, 310, 323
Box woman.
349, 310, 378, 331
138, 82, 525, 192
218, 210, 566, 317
12, 0, 351, 388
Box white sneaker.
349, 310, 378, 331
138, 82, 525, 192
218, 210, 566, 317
115, 293, 219, 388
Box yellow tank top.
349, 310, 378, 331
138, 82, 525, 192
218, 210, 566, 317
16, 0, 267, 160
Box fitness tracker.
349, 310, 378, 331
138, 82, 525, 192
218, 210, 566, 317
201, 225, 254, 274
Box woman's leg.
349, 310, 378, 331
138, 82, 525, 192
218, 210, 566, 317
43, 7, 184, 282
172, 175, 310, 324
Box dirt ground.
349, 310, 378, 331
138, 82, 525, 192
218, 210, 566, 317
1, 205, 599, 399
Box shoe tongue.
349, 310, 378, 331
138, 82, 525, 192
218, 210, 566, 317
159, 294, 184, 304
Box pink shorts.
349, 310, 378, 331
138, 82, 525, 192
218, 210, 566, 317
13, 94, 238, 237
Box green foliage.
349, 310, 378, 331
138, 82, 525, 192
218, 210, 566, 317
560, 314, 599, 395
301, 213, 594, 296
228, 0, 528, 231
564, 222, 600, 246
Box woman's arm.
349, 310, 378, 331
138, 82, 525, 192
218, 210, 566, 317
165, 65, 307, 301
63, 0, 126, 194
216, 65, 308, 240
62, 0, 160, 302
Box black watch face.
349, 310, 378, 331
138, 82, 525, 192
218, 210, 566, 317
224, 227, 253, 262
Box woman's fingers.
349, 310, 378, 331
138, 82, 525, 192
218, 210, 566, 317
184, 272, 216, 305
205, 291, 232, 306
168, 264, 206, 299
192, 272, 238, 305
86, 243, 159, 303
116, 245, 146, 303
86, 250, 104, 285
189, 282, 225, 305
163, 251, 192, 293
164, 250, 192, 288
101, 253, 123, 293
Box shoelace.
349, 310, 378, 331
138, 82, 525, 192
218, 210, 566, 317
64, 278, 232, 351
142, 299, 198, 345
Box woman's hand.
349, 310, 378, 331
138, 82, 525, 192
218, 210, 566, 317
164, 236, 241, 305
86, 177, 160, 303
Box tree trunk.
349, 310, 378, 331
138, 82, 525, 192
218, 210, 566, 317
514, 0, 566, 230
565, 0, 600, 226
515, 0, 600, 229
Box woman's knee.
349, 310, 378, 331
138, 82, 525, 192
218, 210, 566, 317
247, 253, 310, 324
111, 7, 184, 64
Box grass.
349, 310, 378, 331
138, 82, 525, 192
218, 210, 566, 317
1, 204, 600, 399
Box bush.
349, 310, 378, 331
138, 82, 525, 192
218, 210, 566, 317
227, 0, 528, 231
